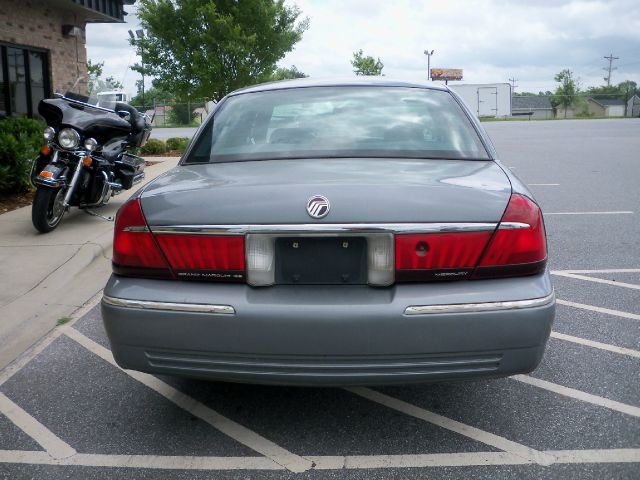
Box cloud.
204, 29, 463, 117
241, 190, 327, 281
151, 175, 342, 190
85, 0, 640, 97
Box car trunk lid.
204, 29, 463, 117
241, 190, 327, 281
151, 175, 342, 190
140, 158, 512, 225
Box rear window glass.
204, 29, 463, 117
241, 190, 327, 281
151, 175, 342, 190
186, 86, 489, 163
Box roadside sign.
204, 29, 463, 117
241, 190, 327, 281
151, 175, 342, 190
430, 68, 463, 81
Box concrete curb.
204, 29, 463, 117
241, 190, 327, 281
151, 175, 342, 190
0, 158, 180, 369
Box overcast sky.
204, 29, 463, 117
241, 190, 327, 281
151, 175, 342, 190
86, 0, 640, 97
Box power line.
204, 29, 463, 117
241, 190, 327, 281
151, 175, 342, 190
508, 77, 518, 92
603, 53, 619, 86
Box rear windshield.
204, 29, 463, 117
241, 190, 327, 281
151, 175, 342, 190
185, 86, 490, 163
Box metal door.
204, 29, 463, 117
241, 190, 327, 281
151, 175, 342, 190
477, 87, 498, 117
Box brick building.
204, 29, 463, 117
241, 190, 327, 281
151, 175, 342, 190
0, 0, 134, 118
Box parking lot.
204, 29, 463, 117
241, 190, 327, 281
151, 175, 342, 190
1, 118, 638, 479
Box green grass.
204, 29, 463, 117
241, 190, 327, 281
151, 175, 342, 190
56, 316, 72, 326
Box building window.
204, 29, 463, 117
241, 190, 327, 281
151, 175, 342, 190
0, 44, 51, 118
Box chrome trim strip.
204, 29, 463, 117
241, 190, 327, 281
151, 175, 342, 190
404, 291, 555, 315
122, 226, 150, 232
102, 295, 235, 315
150, 223, 498, 236
498, 222, 530, 230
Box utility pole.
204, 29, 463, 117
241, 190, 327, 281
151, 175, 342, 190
603, 53, 619, 86
424, 50, 434, 80
508, 77, 518, 93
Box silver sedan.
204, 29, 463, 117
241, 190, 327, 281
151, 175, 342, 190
102, 78, 554, 385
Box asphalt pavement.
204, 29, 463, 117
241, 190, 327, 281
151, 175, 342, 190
1, 119, 638, 479
150, 127, 198, 141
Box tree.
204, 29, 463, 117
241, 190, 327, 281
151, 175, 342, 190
585, 84, 619, 100
551, 69, 579, 118
618, 80, 638, 116
130, 84, 175, 107
87, 60, 103, 94
132, 0, 309, 101
87, 60, 124, 94
268, 65, 307, 81
351, 49, 384, 76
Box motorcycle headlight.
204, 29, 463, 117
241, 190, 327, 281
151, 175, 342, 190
58, 128, 81, 150
84, 138, 98, 152
43, 127, 55, 141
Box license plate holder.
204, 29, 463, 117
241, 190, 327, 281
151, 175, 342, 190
275, 237, 367, 285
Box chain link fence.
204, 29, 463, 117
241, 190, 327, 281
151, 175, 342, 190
130, 100, 214, 127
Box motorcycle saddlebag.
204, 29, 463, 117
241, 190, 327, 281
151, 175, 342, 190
120, 153, 145, 174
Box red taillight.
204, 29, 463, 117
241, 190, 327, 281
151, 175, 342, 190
474, 193, 547, 278
112, 198, 246, 281
155, 235, 245, 281
394, 194, 547, 282
395, 232, 493, 282
112, 198, 173, 278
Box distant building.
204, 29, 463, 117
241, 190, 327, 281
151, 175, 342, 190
594, 98, 626, 117
627, 94, 640, 117
449, 83, 512, 117
511, 96, 553, 120
562, 97, 627, 118
0, 0, 135, 118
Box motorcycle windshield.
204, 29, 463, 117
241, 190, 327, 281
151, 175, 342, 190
63, 91, 116, 111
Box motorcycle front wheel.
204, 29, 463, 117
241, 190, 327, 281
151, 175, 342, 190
32, 187, 66, 233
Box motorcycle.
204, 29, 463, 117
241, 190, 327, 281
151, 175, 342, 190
30, 91, 152, 233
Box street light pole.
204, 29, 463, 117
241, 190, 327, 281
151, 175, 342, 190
128, 29, 145, 108
136, 30, 145, 109
424, 49, 434, 80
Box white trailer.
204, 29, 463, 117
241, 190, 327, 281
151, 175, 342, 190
449, 83, 512, 118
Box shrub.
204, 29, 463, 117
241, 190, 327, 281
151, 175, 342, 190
165, 137, 189, 152
139, 138, 167, 155
167, 104, 196, 126
0, 117, 46, 193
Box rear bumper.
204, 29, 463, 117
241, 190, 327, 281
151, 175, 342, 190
101, 272, 555, 386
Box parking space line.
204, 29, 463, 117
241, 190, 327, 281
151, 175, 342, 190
0, 291, 103, 389
0, 450, 282, 470
550, 331, 640, 359
0, 393, 76, 459
3, 449, 637, 470
556, 299, 640, 321
310, 452, 529, 469
62, 327, 312, 473
556, 269, 640, 274
511, 376, 640, 418
345, 387, 554, 466
545, 211, 634, 215
551, 271, 640, 290
547, 448, 640, 464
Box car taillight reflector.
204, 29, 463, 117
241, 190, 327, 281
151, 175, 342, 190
395, 232, 493, 282
112, 198, 173, 278
475, 194, 547, 278
155, 235, 245, 279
